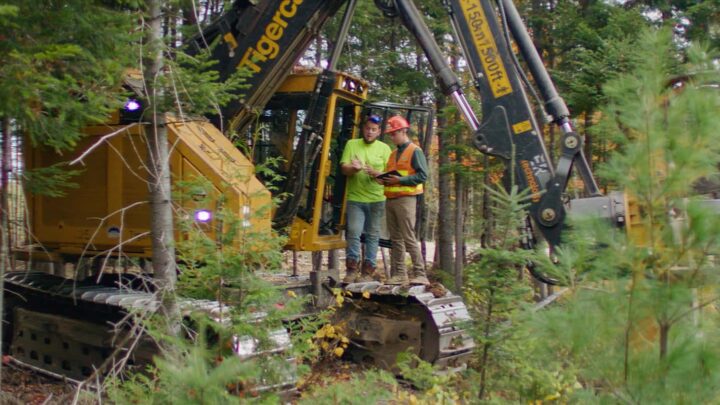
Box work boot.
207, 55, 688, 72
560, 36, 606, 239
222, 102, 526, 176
357, 260, 376, 282
409, 267, 430, 285
343, 259, 359, 283
385, 268, 409, 285
373, 266, 387, 283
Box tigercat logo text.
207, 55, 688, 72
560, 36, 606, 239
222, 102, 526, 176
239, 0, 304, 74
520, 160, 541, 202
459, 0, 513, 98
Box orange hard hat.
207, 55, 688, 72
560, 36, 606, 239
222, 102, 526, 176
384, 115, 410, 134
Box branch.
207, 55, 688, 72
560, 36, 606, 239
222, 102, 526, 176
69, 123, 139, 166
668, 295, 720, 326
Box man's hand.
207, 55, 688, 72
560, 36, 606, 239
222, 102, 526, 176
364, 165, 381, 177
341, 158, 365, 176
382, 175, 401, 185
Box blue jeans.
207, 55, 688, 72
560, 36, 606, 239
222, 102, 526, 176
345, 200, 385, 267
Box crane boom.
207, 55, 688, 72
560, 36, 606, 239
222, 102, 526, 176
187, 0, 345, 133
388, 0, 601, 246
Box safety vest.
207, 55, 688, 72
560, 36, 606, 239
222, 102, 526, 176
385, 143, 424, 198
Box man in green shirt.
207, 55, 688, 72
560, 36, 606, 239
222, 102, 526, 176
340, 115, 392, 283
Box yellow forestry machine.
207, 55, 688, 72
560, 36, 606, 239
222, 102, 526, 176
4, 0, 619, 382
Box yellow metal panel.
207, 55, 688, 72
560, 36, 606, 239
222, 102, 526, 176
458, 0, 513, 98
26, 117, 272, 256
276, 73, 317, 93
624, 192, 647, 248
287, 218, 345, 251
276, 72, 368, 102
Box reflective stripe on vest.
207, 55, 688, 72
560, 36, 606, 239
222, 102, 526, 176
385, 142, 424, 198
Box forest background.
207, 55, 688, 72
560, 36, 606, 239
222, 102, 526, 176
1, 0, 720, 403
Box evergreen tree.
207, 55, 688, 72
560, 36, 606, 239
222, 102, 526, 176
537, 1, 648, 171
528, 28, 720, 403
132, 0, 246, 338
624, 0, 720, 48
0, 1, 136, 150
143, 0, 181, 338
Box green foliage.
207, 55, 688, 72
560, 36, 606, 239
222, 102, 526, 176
329, 0, 440, 105
0, 5, 18, 18
0, 0, 137, 150
463, 184, 551, 400
549, 1, 648, 117
107, 158, 301, 401
106, 316, 284, 404
525, 27, 720, 403
173, 173, 289, 318
235, 127, 288, 197
684, 0, 720, 48
298, 369, 398, 405
153, 39, 250, 118
396, 352, 439, 391
627, 0, 720, 48
22, 164, 81, 197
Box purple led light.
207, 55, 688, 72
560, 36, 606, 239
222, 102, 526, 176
194, 210, 212, 223
124, 99, 141, 112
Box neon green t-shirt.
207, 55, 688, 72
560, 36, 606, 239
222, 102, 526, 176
340, 139, 392, 203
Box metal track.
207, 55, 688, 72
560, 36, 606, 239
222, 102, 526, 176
3, 271, 295, 390
3, 272, 474, 382
3, 271, 155, 380
341, 281, 475, 371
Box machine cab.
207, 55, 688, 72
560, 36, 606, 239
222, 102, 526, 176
246, 71, 368, 251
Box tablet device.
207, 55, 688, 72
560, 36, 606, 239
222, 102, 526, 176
376, 170, 401, 179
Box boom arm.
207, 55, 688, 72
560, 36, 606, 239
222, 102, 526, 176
187, 0, 345, 133
387, 0, 601, 247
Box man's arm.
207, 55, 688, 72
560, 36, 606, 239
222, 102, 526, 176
341, 161, 362, 176
399, 147, 428, 186
340, 141, 362, 176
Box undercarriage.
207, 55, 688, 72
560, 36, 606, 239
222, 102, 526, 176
3, 269, 474, 384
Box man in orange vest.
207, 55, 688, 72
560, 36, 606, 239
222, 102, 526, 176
380, 116, 429, 285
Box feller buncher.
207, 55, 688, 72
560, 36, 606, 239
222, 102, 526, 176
4, 0, 618, 381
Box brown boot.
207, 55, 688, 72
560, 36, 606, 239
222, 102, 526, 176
409, 267, 430, 285
343, 259, 359, 283
358, 261, 377, 282
386, 268, 409, 285
373, 266, 386, 283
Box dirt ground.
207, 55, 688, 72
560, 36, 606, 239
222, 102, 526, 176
1, 358, 79, 404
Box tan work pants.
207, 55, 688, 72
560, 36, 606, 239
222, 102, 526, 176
386, 195, 424, 275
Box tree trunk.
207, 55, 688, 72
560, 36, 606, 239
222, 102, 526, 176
584, 112, 593, 173
481, 156, 492, 248
659, 320, 669, 360
0, 117, 10, 388
1, 118, 11, 264
315, 35, 323, 67
454, 172, 465, 290
435, 94, 454, 273
145, 0, 180, 337
181, 0, 197, 27
453, 98, 465, 290
450, 50, 465, 289
478, 287, 495, 399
